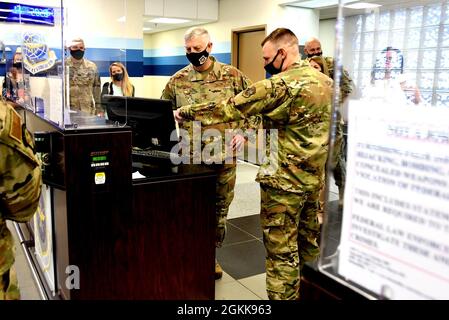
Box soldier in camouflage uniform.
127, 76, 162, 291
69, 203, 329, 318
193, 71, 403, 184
0, 99, 42, 300
66, 38, 102, 116
304, 37, 354, 208
177, 28, 333, 300
161, 27, 252, 279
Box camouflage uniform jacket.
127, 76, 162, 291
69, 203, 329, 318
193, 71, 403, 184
180, 60, 333, 193
162, 56, 252, 162
322, 56, 354, 103
66, 57, 102, 115
0, 100, 42, 276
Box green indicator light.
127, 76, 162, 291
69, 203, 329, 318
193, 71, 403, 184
92, 156, 107, 162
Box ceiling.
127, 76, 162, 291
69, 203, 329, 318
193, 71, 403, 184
284, 0, 441, 20
143, 18, 211, 34
142, 0, 441, 34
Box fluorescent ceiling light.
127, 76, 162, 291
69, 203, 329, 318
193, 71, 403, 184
117, 16, 126, 22
143, 27, 152, 31
147, 17, 190, 24
344, 2, 382, 9
287, 0, 355, 9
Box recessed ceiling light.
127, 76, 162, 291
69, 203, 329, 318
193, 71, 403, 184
147, 17, 190, 24
286, 0, 355, 9
344, 2, 382, 9
143, 27, 152, 31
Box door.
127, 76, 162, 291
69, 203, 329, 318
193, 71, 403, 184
232, 26, 266, 82
232, 26, 266, 164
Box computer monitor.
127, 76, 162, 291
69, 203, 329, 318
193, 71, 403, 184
103, 95, 177, 151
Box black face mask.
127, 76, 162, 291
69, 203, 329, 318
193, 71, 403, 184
186, 47, 209, 67
13, 62, 23, 69
264, 50, 285, 76
306, 51, 322, 58
112, 73, 124, 81
70, 49, 85, 60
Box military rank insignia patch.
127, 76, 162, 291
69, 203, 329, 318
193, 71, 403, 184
242, 86, 256, 98
9, 108, 22, 143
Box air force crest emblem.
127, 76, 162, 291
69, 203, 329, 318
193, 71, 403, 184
22, 32, 56, 74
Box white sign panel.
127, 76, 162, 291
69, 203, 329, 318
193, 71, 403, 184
339, 101, 449, 300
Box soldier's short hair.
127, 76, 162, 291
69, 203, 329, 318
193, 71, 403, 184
304, 37, 321, 48
68, 37, 85, 48
261, 28, 298, 49
184, 27, 211, 43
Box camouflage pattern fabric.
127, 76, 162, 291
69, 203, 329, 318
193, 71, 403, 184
179, 60, 333, 195
322, 56, 353, 204
162, 55, 251, 247
0, 100, 42, 300
322, 56, 353, 103
66, 57, 102, 115
213, 164, 236, 246
179, 60, 332, 299
260, 185, 321, 300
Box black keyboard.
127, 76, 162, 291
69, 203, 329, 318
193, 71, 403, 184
132, 148, 179, 162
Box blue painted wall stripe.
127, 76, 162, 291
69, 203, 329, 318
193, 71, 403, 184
3, 37, 143, 50
4, 46, 143, 62
144, 55, 189, 66
145, 42, 231, 58
143, 65, 187, 77
142, 53, 231, 76
143, 53, 231, 66
1, 45, 232, 77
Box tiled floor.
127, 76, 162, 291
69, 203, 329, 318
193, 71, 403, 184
11, 160, 341, 300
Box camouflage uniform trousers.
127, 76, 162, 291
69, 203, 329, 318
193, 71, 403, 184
211, 163, 237, 248
0, 225, 20, 300
260, 184, 321, 300
318, 122, 346, 217
332, 122, 346, 206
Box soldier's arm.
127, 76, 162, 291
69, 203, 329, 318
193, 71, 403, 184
235, 73, 263, 133
238, 72, 252, 92
179, 79, 287, 126
0, 145, 42, 222
0, 105, 42, 222
340, 67, 354, 102
93, 69, 102, 113
161, 80, 178, 110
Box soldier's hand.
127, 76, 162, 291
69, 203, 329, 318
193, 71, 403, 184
97, 111, 105, 118
231, 134, 246, 152
174, 109, 185, 124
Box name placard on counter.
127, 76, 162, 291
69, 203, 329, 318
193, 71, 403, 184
339, 101, 449, 299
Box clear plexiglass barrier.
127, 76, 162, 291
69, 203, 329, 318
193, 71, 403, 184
319, 0, 449, 299
1, 0, 132, 130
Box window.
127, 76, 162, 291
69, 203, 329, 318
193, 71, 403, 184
345, 1, 449, 107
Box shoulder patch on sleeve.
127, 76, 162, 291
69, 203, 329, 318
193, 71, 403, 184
242, 86, 257, 98
9, 108, 23, 143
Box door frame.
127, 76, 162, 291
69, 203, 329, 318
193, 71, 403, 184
231, 25, 267, 68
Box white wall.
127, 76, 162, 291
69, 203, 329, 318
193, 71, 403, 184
64, 0, 143, 44
319, 18, 336, 58
143, 0, 320, 98
147, 0, 318, 48
64, 0, 145, 96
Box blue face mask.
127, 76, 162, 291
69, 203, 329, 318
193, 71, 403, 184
264, 50, 285, 76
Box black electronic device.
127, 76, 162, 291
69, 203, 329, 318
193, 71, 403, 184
102, 95, 179, 166
103, 95, 177, 150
